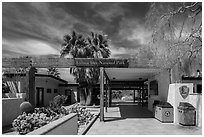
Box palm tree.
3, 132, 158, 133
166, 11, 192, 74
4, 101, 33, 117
60, 31, 110, 105
87, 32, 111, 58
85, 32, 110, 105
47, 67, 60, 78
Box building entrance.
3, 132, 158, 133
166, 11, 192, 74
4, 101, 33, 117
36, 87, 44, 107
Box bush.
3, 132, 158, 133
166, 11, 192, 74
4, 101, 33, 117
12, 112, 51, 135
12, 107, 68, 135
51, 95, 67, 108
13, 102, 95, 134
20, 102, 33, 113
69, 104, 95, 126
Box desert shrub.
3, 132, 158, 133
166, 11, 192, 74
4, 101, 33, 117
69, 104, 95, 126
48, 95, 69, 115
12, 107, 69, 135
50, 95, 67, 108
13, 100, 95, 134
12, 112, 51, 135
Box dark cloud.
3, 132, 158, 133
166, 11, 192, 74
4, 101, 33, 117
120, 3, 150, 20
2, 2, 150, 58
112, 39, 142, 49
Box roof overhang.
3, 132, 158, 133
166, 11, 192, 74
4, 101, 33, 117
105, 68, 161, 81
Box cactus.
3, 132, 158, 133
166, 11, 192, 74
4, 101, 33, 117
20, 102, 33, 113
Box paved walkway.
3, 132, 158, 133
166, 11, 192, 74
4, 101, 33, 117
86, 102, 202, 135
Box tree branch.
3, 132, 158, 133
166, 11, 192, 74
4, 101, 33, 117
161, 2, 201, 19
178, 18, 186, 40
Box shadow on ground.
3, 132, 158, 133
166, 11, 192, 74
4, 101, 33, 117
2, 125, 15, 134
106, 102, 154, 121
105, 117, 125, 122
119, 102, 154, 118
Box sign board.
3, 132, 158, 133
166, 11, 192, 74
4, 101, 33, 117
75, 58, 129, 68
3, 57, 159, 68
32, 58, 75, 68
2, 57, 31, 68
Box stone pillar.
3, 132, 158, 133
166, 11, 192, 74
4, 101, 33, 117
26, 67, 36, 107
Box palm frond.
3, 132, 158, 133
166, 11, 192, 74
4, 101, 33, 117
60, 30, 111, 85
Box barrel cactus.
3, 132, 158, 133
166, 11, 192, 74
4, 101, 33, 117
20, 102, 33, 113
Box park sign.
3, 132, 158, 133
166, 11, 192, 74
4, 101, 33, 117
74, 58, 129, 68
2, 57, 159, 68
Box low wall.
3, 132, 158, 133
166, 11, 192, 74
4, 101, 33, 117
189, 94, 202, 127
2, 98, 24, 127
27, 113, 78, 135
167, 83, 202, 127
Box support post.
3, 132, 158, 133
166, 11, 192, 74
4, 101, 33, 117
141, 84, 144, 106
26, 67, 36, 107
107, 79, 110, 107
105, 78, 108, 112
109, 81, 112, 106
100, 67, 104, 122
133, 90, 135, 103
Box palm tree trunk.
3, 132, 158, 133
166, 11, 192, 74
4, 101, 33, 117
79, 85, 86, 105
85, 86, 93, 106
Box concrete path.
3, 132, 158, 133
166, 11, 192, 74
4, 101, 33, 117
86, 102, 202, 135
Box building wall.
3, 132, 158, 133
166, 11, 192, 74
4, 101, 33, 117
20, 77, 27, 93
148, 69, 170, 111
167, 83, 202, 126
148, 70, 202, 126
3, 75, 68, 107
35, 77, 64, 107
189, 94, 202, 127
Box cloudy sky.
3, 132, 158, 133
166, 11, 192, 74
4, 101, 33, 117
2, 2, 152, 58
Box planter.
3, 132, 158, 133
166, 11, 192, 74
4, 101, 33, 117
27, 113, 78, 135
78, 112, 100, 135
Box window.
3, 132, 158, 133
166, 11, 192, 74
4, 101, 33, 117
150, 80, 158, 95
196, 84, 202, 94
47, 88, 51, 93
54, 89, 58, 93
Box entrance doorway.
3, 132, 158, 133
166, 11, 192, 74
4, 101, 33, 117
36, 87, 44, 107
111, 89, 148, 105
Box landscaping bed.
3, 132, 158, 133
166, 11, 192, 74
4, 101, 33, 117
78, 111, 99, 135
12, 95, 97, 135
